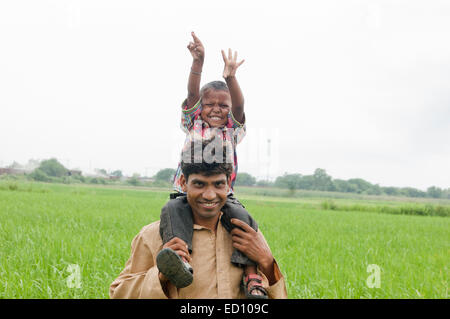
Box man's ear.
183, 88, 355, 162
180, 174, 188, 193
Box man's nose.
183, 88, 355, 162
202, 187, 216, 201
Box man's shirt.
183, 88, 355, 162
172, 99, 246, 193
109, 215, 287, 299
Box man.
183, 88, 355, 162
109, 139, 287, 298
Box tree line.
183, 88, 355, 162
2, 159, 448, 199
235, 168, 450, 199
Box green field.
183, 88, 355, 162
0, 181, 448, 298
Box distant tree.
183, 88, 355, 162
29, 169, 50, 182
256, 180, 274, 187
333, 179, 354, 193
400, 187, 426, 198
235, 172, 256, 186
312, 168, 333, 191
111, 170, 123, 178
127, 173, 142, 186
443, 188, 450, 199
347, 178, 373, 194
37, 158, 68, 177
275, 173, 302, 190
427, 186, 443, 198
381, 186, 401, 196
97, 169, 108, 176
366, 184, 383, 195
155, 168, 176, 182
297, 175, 314, 190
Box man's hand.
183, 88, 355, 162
158, 237, 191, 284
187, 32, 205, 63
162, 237, 191, 262
221, 48, 245, 79
230, 219, 278, 285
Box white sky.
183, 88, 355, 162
0, 0, 449, 190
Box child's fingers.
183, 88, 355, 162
191, 31, 201, 44
188, 43, 201, 54
237, 59, 245, 67
221, 49, 227, 62
228, 48, 232, 60
233, 51, 237, 62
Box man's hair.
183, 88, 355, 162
181, 138, 233, 182
200, 81, 229, 98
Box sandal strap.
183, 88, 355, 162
248, 284, 267, 295
244, 275, 268, 297
244, 274, 263, 284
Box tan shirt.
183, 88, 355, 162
109, 217, 288, 299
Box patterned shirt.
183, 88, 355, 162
172, 99, 246, 193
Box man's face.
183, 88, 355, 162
200, 89, 231, 127
181, 173, 231, 224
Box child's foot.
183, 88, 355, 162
242, 274, 268, 299
156, 248, 193, 288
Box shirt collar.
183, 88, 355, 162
193, 212, 224, 230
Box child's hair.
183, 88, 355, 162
200, 81, 229, 99
181, 138, 233, 182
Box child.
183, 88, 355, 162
156, 32, 267, 299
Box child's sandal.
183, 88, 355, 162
242, 274, 268, 299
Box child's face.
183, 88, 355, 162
200, 89, 231, 127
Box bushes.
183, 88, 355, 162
321, 200, 338, 210
127, 175, 141, 186
88, 177, 107, 185
29, 169, 51, 182
319, 200, 450, 217
37, 158, 68, 177
235, 173, 256, 186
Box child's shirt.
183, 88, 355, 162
172, 99, 246, 193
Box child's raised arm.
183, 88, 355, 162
186, 32, 204, 109
221, 48, 245, 124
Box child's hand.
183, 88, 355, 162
221, 48, 245, 79
187, 32, 204, 62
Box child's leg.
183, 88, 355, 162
220, 194, 268, 298
244, 265, 258, 276
159, 194, 194, 253
243, 265, 265, 297
220, 194, 258, 267
158, 194, 195, 288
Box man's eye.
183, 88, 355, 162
215, 182, 225, 187
194, 182, 204, 187
220, 105, 229, 108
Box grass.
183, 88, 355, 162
0, 181, 448, 298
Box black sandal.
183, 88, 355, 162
242, 274, 268, 299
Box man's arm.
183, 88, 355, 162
186, 32, 204, 109
230, 219, 288, 299
110, 225, 176, 299
222, 48, 245, 124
